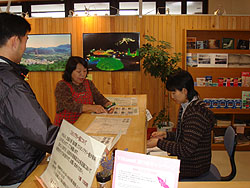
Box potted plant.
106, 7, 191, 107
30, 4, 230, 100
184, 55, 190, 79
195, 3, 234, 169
139, 35, 181, 130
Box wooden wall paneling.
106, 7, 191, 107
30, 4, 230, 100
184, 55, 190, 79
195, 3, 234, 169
111, 72, 119, 94
228, 16, 237, 29
122, 16, 128, 31
158, 16, 164, 40
43, 72, 52, 119
27, 72, 46, 112
219, 16, 228, 29
153, 16, 159, 40
23, 15, 250, 126
127, 16, 133, 31
103, 72, 112, 94
76, 17, 83, 56
175, 16, 182, 56
118, 72, 126, 94
196, 16, 202, 30
71, 17, 78, 55
141, 16, 163, 126
91, 72, 111, 94
102, 16, 111, 32
201, 16, 208, 30
122, 72, 129, 94
240, 16, 249, 29
130, 72, 137, 94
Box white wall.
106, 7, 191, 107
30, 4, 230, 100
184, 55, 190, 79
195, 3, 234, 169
209, 0, 250, 15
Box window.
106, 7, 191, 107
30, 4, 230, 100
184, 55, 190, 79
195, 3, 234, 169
165, 1, 181, 14
74, 3, 110, 16
143, 2, 156, 15
31, 4, 65, 18
119, 2, 156, 15
0, 5, 22, 15
187, 1, 203, 14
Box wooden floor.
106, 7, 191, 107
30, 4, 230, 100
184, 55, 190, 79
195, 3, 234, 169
212, 151, 250, 181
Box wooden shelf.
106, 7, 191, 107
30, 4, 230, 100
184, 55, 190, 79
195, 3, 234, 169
187, 49, 250, 54
212, 143, 250, 151
185, 29, 250, 151
211, 108, 250, 114
195, 86, 249, 98
214, 126, 250, 129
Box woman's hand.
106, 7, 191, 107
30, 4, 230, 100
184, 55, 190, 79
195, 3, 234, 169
147, 138, 159, 148
105, 102, 115, 114
151, 131, 166, 139
82, 104, 107, 114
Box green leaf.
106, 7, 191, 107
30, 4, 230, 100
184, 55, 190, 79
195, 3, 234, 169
139, 35, 182, 128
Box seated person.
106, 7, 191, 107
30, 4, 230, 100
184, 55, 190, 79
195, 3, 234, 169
147, 69, 216, 180
54, 56, 113, 126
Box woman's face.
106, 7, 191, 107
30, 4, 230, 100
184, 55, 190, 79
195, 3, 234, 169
71, 63, 87, 85
170, 88, 188, 104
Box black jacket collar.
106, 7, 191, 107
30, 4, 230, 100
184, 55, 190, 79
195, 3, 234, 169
0, 56, 29, 80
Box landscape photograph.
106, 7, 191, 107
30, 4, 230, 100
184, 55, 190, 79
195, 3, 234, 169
21, 34, 71, 71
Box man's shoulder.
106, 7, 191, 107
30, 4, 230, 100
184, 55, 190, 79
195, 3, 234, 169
0, 67, 21, 87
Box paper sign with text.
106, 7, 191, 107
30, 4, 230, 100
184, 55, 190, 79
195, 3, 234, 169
40, 120, 106, 188
112, 150, 180, 188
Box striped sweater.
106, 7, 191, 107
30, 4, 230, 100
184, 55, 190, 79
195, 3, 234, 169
157, 99, 216, 179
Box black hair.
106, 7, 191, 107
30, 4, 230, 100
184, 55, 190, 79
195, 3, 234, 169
166, 69, 198, 102
62, 56, 89, 82
0, 13, 31, 47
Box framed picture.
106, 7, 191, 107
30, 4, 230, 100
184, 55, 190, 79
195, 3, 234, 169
83, 32, 140, 71
21, 34, 71, 71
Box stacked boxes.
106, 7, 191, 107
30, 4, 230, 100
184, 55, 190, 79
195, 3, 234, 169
217, 77, 242, 87
196, 76, 242, 87
203, 98, 242, 109
242, 91, 250, 109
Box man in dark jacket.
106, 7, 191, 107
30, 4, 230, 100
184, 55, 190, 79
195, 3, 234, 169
0, 13, 59, 187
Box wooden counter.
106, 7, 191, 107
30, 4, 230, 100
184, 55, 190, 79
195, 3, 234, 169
178, 181, 250, 188
19, 94, 147, 188
18, 94, 250, 188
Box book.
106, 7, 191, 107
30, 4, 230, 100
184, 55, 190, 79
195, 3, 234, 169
186, 53, 198, 67
196, 77, 206, 86
196, 40, 208, 49
222, 38, 234, 49
237, 39, 249, 49
187, 37, 196, 49
217, 120, 231, 127
214, 54, 228, 67
214, 136, 224, 144
242, 91, 250, 109
237, 133, 250, 145
197, 53, 212, 67
208, 39, 220, 49
241, 72, 250, 87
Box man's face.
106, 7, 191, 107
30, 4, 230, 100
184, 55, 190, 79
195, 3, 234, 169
15, 33, 28, 63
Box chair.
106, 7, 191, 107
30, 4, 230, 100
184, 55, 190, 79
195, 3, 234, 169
181, 126, 237, 181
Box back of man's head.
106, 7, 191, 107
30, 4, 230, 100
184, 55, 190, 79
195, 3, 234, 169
0, 13, 31, 47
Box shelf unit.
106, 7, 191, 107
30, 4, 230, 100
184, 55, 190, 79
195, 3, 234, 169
184, 29, 250, 151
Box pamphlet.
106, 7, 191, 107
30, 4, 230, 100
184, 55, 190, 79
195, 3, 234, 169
40, 120, 106, 188
112, 150, 180, 188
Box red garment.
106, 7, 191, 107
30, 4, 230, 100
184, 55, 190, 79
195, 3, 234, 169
54, 80, 93, 126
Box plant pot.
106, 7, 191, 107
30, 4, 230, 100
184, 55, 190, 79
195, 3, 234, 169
157, 121, 174, 132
